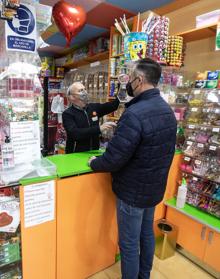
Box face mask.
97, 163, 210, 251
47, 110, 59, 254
78, 90, 89, 104
126, 77, 139, 97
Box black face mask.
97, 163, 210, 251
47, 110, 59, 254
126, 77, 139, 97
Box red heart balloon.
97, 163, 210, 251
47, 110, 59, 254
52, 0, 86, 48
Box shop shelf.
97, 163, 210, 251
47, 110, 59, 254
48, 125, 57, 128
187, 184, 220, 201
0, 242, 21, 268
110, 76, 119, 79
64, 51, 109, 69
48, 78, 63, 83
110, 53, 124, 58
177, 24, 217, 43
181, 170, 220, 185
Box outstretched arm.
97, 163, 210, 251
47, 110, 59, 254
90, 111, 141, 172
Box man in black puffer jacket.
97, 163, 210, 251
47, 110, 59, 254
89, 58, 177, 279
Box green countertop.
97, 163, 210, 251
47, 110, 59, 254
175, 149, 182, 155
18, 149, 181, 185
165, 198, 220, 233
20, 175, 57, 186
46, 150, 104, 178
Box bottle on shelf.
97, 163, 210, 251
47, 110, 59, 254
176, 178, 188, 209
1, 136, 14, 170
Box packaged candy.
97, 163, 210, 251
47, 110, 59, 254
188, 89, 205, 106
212, 186, 220, 201
206, 80, 218, 89
195, 80, 206, 88
187, 107, 203, 123
207, 71, 219, 80
208, 200, 220, 217
197, 196, 210, 211
186, 189, 200, 206
175, 93, 188, 104
173, 107, 186, 121
196, 71, 208, 80
147, 16, 169, 64
56, 67, 65, 79
166, 36, 183, 67
195, 129, 211, 143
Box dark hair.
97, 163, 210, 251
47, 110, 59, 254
134, 58, 162, 86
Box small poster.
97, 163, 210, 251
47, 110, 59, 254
5, 3, 37, 52
24, 180, 55, 228
10, 120, 41, 165
0, 198, 20, 233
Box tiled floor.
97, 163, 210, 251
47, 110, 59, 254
88, 252, 215, 279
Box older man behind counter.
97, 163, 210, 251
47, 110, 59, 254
62, 82, 119, 154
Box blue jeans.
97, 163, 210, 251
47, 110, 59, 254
117, 199, 155, 279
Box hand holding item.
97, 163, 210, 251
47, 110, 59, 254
117, 74, 130, 102
88, 156, 97, 167
100, 122, 117, 134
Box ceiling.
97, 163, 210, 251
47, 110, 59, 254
38, 0, 176, 57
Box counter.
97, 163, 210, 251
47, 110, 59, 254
48, 150, 118, 279
19, 150, 182, 279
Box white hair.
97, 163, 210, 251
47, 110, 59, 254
67, 82, 83, 96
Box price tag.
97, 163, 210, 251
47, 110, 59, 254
187, 141, 193, 145
212, 127, 220, 132
197, 143, 204, 148
184, 157, 191, 162
94, 85, 97, 88
189, 125, 195, 129
192, 108, 198, 112
105, 83, 108, 86
89, 84, 92, 88
194, 90, 201, 95
195, 160, 201, 165
193, 176, 198, 181
209, 145, 217, 151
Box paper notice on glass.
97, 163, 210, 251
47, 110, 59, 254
24, 180, 55, 228
10, 120, 41, 165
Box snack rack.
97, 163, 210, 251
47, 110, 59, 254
180, 85, 220, 219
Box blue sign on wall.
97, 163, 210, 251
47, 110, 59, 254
5, 4, 36, 52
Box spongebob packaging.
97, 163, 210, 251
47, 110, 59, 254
124, 32, 148, 62
41, 56, 55, 77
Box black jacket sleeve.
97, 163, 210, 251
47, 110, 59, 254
62, 111, 100, 141
90, 110, 142, 172
95, 97, 120, 118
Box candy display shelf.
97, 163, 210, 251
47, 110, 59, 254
179, 84, 220, 220
181, 169, 220, 187
165, 197, 220, 232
